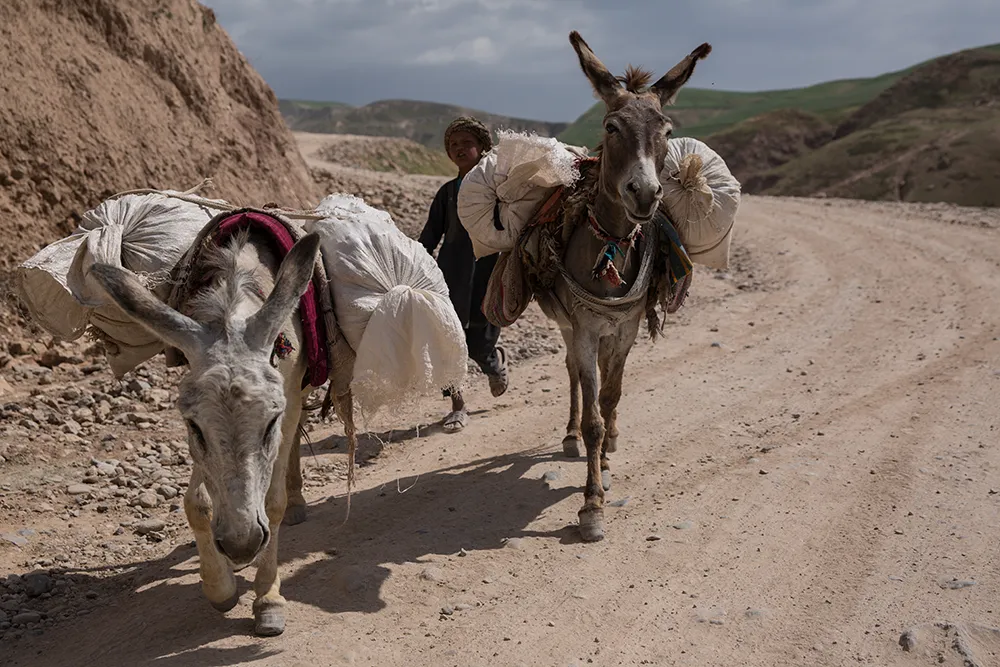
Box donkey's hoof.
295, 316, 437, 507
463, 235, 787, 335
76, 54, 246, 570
601, 469, 612, 491
209, 591, 240, 613
562, 435, 582, 458
605, 437, 618, 454
254, 605, 286, 637
578, 507, 605, 542
282, 503, 307, 526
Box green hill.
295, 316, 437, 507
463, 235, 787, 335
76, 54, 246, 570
557, 43, 1000, 150
736, 45, 1000, 207
558, 70, 911, 149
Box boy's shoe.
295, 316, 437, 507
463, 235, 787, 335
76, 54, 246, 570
488, 346, 509, 397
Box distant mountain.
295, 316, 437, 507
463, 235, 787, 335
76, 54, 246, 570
557, 65, 913, 148
731, 44, 1000, 207
279, 99, 567, 149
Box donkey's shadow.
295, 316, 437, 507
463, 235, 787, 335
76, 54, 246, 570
1, 447, 577, 667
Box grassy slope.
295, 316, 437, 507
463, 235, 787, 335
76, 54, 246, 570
746, 45, 1000, 206
557, 69, 910, 148
557, 43, 1000, 149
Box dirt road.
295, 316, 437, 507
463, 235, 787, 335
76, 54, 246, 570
2, 195, 999, 666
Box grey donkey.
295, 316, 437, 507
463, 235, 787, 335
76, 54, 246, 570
89, 230, 322, 636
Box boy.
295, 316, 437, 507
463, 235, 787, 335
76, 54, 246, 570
419, 116, 508, 433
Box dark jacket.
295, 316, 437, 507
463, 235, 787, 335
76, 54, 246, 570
419, 177, 499, 327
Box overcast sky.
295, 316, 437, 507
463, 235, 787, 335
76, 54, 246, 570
205, 0, 1000, 122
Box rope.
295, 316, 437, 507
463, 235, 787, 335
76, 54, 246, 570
103, 178, 330, 221
548, 220, 658, 324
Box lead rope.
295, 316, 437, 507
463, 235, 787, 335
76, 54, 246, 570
586, 206, 642, 286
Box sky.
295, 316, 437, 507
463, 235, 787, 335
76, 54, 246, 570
205, 0, 1000, 123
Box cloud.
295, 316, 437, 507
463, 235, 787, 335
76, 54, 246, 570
204, 0, 1000, 121
415, 36, 499, 66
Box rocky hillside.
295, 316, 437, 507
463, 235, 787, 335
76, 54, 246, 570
0, 0, 320, 273
280, 99, 567, 149
700, 109, 834, 188
729, 45, 1000, 206
315, 135, 455, 177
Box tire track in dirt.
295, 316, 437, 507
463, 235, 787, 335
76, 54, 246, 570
5, 196, 1000, 667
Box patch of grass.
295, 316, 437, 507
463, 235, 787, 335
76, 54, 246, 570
558, 42, 1000, 148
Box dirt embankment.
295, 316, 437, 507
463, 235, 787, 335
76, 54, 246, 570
0, 0, 319, 274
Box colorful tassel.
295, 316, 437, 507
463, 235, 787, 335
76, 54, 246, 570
270, 332, 295, 367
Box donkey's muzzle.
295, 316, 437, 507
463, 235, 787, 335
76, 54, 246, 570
214, 517, 269, 565
623, 179, 663, 221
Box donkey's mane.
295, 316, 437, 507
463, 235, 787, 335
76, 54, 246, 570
186, 230, 264, 325
618, 65, 655, 94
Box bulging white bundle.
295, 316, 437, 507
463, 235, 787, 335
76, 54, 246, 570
16, 191, 220, 376
458, 130, 588, 258
659, 137, 742, 270
304, 194, 467, 413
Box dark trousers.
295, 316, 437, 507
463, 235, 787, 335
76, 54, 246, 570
444, 255, 502, 397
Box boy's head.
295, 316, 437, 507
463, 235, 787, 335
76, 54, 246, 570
444, 116, 493, 175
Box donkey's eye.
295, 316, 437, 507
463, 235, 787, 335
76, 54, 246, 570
264, 415, 281, 443
664, 127, 673, 138
186, 420, 206, 450
605, 123, 618, 135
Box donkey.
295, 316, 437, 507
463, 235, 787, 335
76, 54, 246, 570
535, 32, 710, 542
88, 230, 322, 636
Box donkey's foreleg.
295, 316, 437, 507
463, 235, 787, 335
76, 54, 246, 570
184, 469, 237, 611
282, 408, 308, 526
597, 323, 637, 491
561, 328, 583, 458
573, 329, 606, 542
253, 401, 301, 636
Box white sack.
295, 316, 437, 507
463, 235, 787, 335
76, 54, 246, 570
659, 137, 742, 270
458, 131, 586, 258
16, 191, 219, 376
304, 194, 467, 413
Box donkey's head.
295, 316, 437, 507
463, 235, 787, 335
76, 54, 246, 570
89, 233, 321, 567
570, 31, 711, 223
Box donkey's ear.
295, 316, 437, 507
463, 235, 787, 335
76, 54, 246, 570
570, 31, 623, 104
88, 263, 207, 357
244, 232, 321, 353
651, 42, 712, 106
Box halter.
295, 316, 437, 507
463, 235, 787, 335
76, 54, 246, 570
587, 205, 643, 287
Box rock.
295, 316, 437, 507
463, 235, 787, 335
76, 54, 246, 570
440, 605, 454, 616
127, 379, 151, 394
420, 567, 445, 583
37, 349, 71, 368
542, 471, 560, 482
135, 518, 166, 535
899, 629, 917, 652
646, 535, 662, 541
941, 579, 976, 590
157, 485, 178, 500
67, 484, 95, 496
13, 611, 42, 625
1, 533, 29, 548
672, 520, 694, 530
137, 492, 160, 509
504, 538, 525, 550
607, 496, 630, 507
7, 341, 30, 356
23, 572, 53, 597
92, 461, 117, 476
